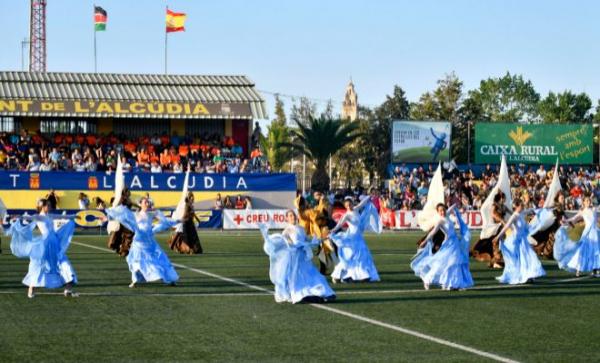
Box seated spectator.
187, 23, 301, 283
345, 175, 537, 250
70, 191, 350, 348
150, 161, 162, 173
78, 192, 90, 210
214, 193, 224, 210
234, 195, 245, 209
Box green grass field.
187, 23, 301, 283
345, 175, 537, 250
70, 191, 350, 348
393, 147, 450, 163
1, 231, 599, 362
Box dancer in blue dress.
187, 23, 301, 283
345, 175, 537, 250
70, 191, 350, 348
493, 198, 546, 284
329, 196, 381, 283
411, 203, 473, 290
261, 210, 336, 303
7, 198, 79, 298
553, 196, 600, 277
105, 196, 179, 287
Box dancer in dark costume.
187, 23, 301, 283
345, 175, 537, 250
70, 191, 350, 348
528, 161, 563, 260
471, 202, 506, 268
530, 194, 565, 259
471, 155, 511, 269
168, 192, 203, 254
107, 188, 136, 257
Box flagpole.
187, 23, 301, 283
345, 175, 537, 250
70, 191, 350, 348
94, 4, 97, 73
164, 6, 168, 75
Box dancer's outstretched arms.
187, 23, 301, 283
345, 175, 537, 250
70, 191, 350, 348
330, 213, 349, 234
355, 196, 371, 212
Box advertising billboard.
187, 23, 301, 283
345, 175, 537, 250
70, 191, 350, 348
474, 123, 593, 164
391, 121, 451, 163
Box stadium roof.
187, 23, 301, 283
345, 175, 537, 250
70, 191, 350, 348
0, 71, 267, 119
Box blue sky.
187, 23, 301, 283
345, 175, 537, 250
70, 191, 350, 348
1, 0, 599, 124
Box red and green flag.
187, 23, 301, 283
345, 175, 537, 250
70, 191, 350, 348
94, 6, 107, 31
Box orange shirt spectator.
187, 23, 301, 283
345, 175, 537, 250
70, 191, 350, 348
160, 150, 171, 167
124, 141, 136, 154
225, 136, 235, 147
178, 144, 189, 157
250, 148, 262, 159
149, 152, 159, 164
137, 150, 150, 164
190, 143, 201, 153
170, 152, 181, 164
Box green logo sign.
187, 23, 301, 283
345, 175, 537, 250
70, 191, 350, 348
474, 123, 593, 164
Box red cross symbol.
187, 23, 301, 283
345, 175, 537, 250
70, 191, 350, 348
233, 214, 244, 225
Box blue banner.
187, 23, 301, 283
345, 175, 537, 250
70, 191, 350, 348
0, 172, 296, 192
2, 209, 223, 229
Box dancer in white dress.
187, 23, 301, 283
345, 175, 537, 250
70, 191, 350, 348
411, 203, 474, 290
7, 198, 79, 298
493, 199, 546, 284
329, 196, 381, 283
553, 196, 600, 277
261, 210, 336, 303
105, 197, 179, 287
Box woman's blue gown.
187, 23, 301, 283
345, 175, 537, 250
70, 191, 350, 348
329, 201, 381, 282
411, 208, 474, 289
554, 208, 600, 274
261, 224, 335, 303
8, 214, 77, 288
106, 206, 179, 284
497, 212, 546, 284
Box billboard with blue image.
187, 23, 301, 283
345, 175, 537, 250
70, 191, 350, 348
391, 121, 451, 163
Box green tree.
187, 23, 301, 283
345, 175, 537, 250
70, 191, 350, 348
467, 72, 540, 122
538, 91, 592, 123
259, 95, 292, 172
260, 122, 292, 172
290, 96, 317, 127
368, 85, 410, 181
410, 72, 463, 122
290, 116, 361, 191
410, 73, 465, 161
273, 94, 287, 126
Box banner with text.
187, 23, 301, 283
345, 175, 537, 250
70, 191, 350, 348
474, 123, 593, 164
1, 209, 223, 230
223, 209, 288, 229
391, 210, 483, 230
391, 121, 451, 163
0, 99, 253, 119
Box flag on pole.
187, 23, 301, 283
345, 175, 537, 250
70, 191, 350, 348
166, 9, 186, 33
94, 6, 107, 31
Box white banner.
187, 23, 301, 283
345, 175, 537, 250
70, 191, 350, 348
391, 210, 484, 230
223, 209, 288, 230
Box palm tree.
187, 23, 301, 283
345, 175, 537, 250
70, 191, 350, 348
290, 116, 361, 192
259, 122, 292, 172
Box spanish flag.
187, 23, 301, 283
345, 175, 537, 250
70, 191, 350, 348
166, 9, 186, 33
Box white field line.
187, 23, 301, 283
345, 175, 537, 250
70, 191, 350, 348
70, 240, 520, 363
0, 290, 269, 297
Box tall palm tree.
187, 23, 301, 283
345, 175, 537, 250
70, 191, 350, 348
291, 116, 361, 191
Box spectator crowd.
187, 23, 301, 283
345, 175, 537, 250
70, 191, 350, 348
299, 163, 600, 216
0, 130, 271, 174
